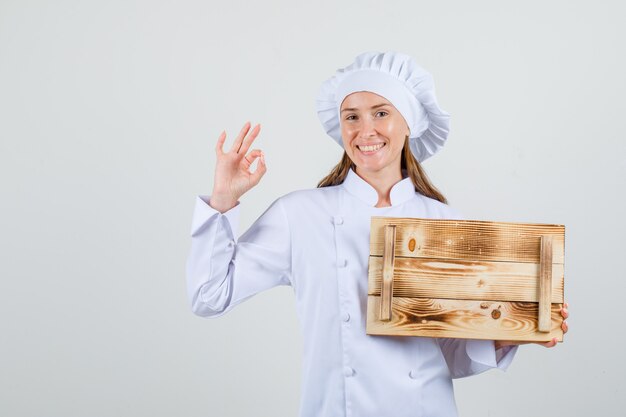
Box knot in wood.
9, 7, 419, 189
408, 238, 416, 252
491, 308, 501, 320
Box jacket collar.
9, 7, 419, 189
341, 169, 415, 207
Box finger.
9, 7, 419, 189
561, 307, 569, 319
242, 149, 262, 168
238, 123, 261, 155
250, 151, 267, 186
541, 337, 558, 348
215, 131, 227, 155
230, 121, 251, 153
562, 320, 568, 333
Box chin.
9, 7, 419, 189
355, 162, 389, 174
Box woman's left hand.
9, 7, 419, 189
494, 302, 569, 349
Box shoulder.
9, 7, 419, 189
414, 192, 464, 220
278, 184, 340, 204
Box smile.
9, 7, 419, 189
357, 143, 385, 152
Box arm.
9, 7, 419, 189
186, 196, 292, 317
437, 338, 518, 379
186, 121, 286, 317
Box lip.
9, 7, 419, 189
356, 142, 386, 155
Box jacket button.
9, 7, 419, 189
333, 216, 344, 225
343, 367, 355, 377
342, 312, 351, 322
409, 370, 418, 379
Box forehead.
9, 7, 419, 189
340, 91, 392, 110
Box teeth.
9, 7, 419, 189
359, 143, 384, 152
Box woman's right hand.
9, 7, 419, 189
209, 122, 267, 213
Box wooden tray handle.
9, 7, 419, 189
380, 225, 396, 321
538, 235, 553, 332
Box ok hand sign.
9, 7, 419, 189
209, 122, 267, 213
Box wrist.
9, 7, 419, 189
495, 340, 519, 350
209, 194, 238, 213
494, 341, 509, 350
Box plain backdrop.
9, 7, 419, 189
1, 1, 625, 416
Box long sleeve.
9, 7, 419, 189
437, 338, 518, 379
186, 195, 292, 317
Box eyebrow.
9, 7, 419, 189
340, 103, 390, 113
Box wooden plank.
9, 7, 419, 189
370, 217, 565, 264
538, 235, 554, 332
367, 256, 564, 303
380, 225, 396, 321
366, 296, 563, 342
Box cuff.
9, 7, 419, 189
190, 195, 241, 237
466, 340, 518, 371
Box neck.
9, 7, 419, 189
355, 166, 403, 207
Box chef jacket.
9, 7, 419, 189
186, 169, 517, 417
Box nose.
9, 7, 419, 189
358, 117, 376, 139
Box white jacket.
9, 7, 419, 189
186, 169, 516, 417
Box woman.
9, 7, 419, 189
186, 52, 568, 417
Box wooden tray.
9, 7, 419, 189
366, 217, 565, 342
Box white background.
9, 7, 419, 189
1, 0, 625, 416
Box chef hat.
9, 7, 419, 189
316, 51, 450, 162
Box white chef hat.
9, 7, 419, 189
316, 51, 450, 162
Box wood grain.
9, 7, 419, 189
380, 225, 396, 321
367, 217, 566, 341
367, 256, 564, 303
538, 235, 554, 332
366, 296, 564, 342
370, 217, 565, 264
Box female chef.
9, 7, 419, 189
186, 51, 568, 417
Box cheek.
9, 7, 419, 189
340, 125, 357, 145
339, 129, 351, 149
377, 120, 400, 140
341, 137, 350, 151
385, 118, 408, 143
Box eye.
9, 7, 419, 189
375, 110, 388, 117
345, 114, 358, 121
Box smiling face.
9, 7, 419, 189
340, 91, 410, 181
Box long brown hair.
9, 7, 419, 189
317, 136, 447, 204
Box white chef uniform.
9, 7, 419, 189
186, 168, 517, 417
